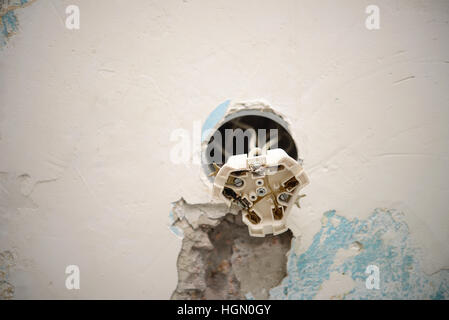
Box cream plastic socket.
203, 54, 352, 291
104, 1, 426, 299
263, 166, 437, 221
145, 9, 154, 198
212, 148, 309, 237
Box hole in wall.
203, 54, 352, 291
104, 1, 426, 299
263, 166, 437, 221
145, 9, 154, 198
171, 206, 293, 300
202, 110, 298, 180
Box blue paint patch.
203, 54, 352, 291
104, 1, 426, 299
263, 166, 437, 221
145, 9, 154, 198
201, 100, 230, 142
1, 11, 18, 46
1, 0, 34, 48
245, 292, 255, 300
270, 209, 449, 300
168, 209, 184, 239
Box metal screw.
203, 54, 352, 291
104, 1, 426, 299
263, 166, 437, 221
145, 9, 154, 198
279, 193, 289, 202
256, 187, 267, 197
234, 178, 243, 187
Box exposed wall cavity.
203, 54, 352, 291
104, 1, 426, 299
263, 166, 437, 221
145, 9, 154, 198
0, 0, 36, 48
170, 198, 292, 300
201, 100, 299, 183
0, 250, 15, 300
170, 203, 449, 300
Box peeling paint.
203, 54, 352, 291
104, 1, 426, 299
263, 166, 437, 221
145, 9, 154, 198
0, 0, 448, 299
171, 202, 449, 300
270, 209, 449, 300
0, 250, 15, 300
0, 0, 36, 48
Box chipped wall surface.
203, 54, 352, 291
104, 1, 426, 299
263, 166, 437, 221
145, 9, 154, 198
0, 0, 449, 299
273, 210, 449, 299
0, 1, 35, 47
0, 250, 15, 299
170, 199, 292, 300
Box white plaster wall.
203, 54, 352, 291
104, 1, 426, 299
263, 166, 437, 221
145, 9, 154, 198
0, 0, 448, 298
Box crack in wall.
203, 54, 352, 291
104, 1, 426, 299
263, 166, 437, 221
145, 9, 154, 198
170, 198, 292, 300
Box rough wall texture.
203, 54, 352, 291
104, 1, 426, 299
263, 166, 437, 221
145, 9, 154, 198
273, 209, 449, 299
0, 0, 35, 47
0, 0, 448, 298
0, 250, 15, 299
170, 200, 449, 300
170, 199, 292, 300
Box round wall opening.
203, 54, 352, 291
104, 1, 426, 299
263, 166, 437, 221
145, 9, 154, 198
201, 104, 298, 181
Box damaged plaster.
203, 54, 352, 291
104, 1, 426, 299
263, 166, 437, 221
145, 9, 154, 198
0, 0, 36, 48
170, 198, 292, 300
0, 0, 448, 299
170, 202, 449, 300
0, 250, 15, 299
270, 209, 449, 300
